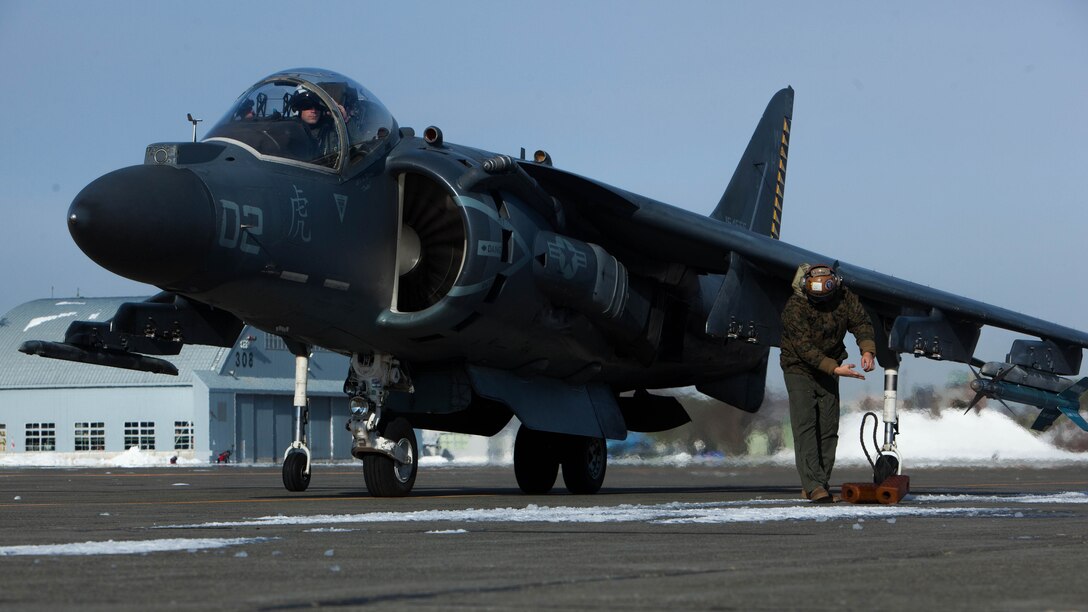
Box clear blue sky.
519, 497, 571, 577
1, 0, 1086, 398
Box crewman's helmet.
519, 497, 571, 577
290, 90, 324, 112
803, 264, 842, 302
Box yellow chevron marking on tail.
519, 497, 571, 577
771, 116, 790, 239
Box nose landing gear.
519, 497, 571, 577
283, 352, 312, 492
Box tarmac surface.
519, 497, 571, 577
1, 462, 1087, 611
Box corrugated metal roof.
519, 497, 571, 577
0, 297, 229, 389
193, 371, 347, 395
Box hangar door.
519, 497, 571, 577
234, 395, 352, 462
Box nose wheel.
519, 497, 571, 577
282, 448, 311, 492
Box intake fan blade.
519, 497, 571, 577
396, 175, 465, 312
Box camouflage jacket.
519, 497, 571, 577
779, 287, 877, 377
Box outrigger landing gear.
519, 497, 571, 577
282, 352, 312, 492
874, 367, 902, 483
344, 353, 417, 497
841, 367, 910, 504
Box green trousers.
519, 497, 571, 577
785, 372, 840, 496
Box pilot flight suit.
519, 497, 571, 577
780, 269, 876, 500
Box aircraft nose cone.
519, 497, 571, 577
68, 165, 215, 287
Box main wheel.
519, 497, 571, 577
514, 425, 560, 494
363, 418, 418, 497
561, 436, 607, 495
282, 451, 310, 492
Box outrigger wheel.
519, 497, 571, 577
873, 454, 899, 484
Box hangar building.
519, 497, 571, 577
0, 297, 355, 462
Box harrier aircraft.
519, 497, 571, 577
21, 68, 1088, 496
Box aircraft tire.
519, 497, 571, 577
873, 454, 899, 484
363, 418, 418, 497
282, 451, 311, 492
514, 425, 559, 494
561, 436, 607, 495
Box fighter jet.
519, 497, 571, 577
20, 68, 1088, 496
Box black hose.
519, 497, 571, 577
860, 411, 881, 469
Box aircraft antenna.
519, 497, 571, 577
186, 113, 203, 143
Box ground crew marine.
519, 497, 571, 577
780, 263, 877, 503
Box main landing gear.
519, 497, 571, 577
344, 353, 417, 497
513, 424, 607, 495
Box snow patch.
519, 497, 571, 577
918, 492, 1088, 504
161, 500, 1029, 530
0, 446, 204, 468
0, 537, 272, 557
23, 312, 77, 332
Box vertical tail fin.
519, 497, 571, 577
710, 87, 794, 239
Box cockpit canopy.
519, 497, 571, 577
205, 69, 397, 172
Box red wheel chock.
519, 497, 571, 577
840, 475, 910, 504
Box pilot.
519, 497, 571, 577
291, 89, 339, 164
780, 263, 876, 503
234, 99, 255, 120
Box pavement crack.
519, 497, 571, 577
258, 567, 740, 610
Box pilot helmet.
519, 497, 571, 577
803, 264, 842, 302
290, 89, 324, 112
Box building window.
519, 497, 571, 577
174, 421, 194, 450
124, 422, 156, 450
25, 423, 56, 452
74, 422, 106, 451
0, 424, 6, 452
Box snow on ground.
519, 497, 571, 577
832, 408, 1087, 467
0, 537, 273, 557
0, 446, 204, 468
9, 494, 1081, 557
158, 492, 1086, 532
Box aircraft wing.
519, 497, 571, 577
521, 161, 1088, 371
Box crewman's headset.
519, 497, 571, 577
802, 264, 843, 302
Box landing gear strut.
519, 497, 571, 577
344, 353, 417, 497
282, 352, 312, 492
874, 367, 902, 483
842, 367, 910, 504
